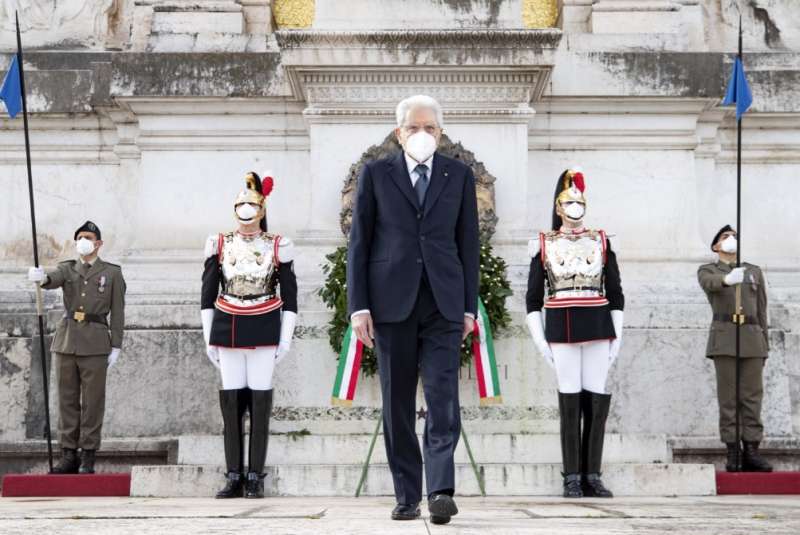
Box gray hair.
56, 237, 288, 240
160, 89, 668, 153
395, 95, 444, 128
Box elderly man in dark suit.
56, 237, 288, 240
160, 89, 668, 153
346, 95, 479, 524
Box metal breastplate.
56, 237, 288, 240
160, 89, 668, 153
219, 232, 278, 305
542, 230, 605, 299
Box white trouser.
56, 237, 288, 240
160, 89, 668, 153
218, 346, 277, 390
551, 340, 611, 394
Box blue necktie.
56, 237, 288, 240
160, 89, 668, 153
413, 164, 429, 206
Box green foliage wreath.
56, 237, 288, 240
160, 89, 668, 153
319, 241, 512, 377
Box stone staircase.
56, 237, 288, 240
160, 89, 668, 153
130, 432, 715, 497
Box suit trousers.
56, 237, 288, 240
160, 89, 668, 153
374, 278, 463, 505
713, 356, 765, 443
56, 352, 108, 450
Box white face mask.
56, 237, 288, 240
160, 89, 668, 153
404, 131, 437, 163
236, 203, 259, 223
720, 235, 737, 254
563, 202, 585, 221
76, 238, 96, 257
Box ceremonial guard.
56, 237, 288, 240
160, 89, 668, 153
201, 172, 298, 499
27, 221, 126, 474
525, 169, 624, 498
698, 225, 772, 472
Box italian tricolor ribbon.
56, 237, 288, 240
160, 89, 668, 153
330, 299, 502, 406
472, 299, 502, 405
331, 324, 364, 406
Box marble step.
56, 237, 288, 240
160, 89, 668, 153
177, 433, 671, 466
130, 462, 716, 497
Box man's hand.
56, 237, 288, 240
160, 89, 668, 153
463, 315, 475, 341
206, 345, 220, 369
28, 267, 46, 283
275, 341, 291, 365
609, 339, 621, 365
724, 267, 746, 286
107, 347, 121, 368
352, 313, 374, 349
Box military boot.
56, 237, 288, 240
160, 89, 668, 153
78, 449, 96, 474
742, 442, 773, 472
52, 448, 80, 474
559, 392, 583, 498
245, 389, 273, 499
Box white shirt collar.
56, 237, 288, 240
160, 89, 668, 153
404, 152, 434, 186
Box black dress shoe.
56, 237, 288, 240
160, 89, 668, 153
391, 503, 420, 521
428, 494, 458, 525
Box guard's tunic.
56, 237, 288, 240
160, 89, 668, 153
526, 229, 624, 342
202, 231, 297, 348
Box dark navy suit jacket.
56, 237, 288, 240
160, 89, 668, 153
347, 151, 480, 324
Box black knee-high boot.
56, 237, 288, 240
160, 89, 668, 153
245, 389, 273, 499
558, 392, 583, 498
581, 390, 613, 498
216, 388, 249, 499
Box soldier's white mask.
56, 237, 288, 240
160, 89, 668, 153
236, 203, 259, 223
405, 131, 437, 163
563, 202, 585, 221
720, 235, 737, 254
76, 238, 95, 257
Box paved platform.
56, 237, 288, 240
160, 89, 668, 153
0, 496, 798, 534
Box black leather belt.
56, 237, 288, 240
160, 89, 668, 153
68, 311, 108, 326
553, 286, 603, 293
713, 313, 758, 325
224, 293, 275, 300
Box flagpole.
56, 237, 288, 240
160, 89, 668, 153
15, 11, 54, 472
734, 13, 743, 472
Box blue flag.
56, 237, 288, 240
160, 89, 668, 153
722, 57, 752, 120
0, 55, 22, 119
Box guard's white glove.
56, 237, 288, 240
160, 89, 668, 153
609, 310, 624, 365
275, 311, 297, 365
201, 309, 220, 369
724, 267, 746, 286
526, 311, 554, 369
108, 347, 121, 368
28, 266, 46, 282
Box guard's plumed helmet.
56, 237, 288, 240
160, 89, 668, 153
551, 168, 587, 231
235, 171, 273, 207
234, 171, 274, 231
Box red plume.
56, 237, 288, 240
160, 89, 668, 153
572, 172, 585, 193
261, 175, 274, 197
